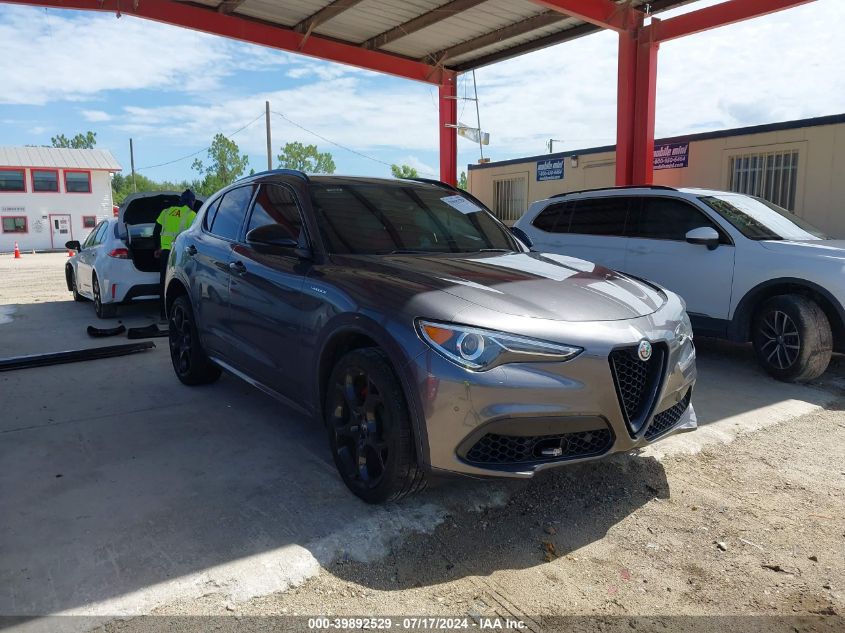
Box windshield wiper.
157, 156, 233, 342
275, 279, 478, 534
476, 248, 513, 253
387, 249, 432, 254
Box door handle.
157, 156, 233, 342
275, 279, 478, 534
228, 261, 247, 275
186, 244, 198, 256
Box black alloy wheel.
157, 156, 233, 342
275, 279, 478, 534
168, 295, 221, 385
326, 348, 426, 503
752, 294, 832, 383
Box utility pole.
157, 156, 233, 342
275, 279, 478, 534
472, 71, 484, 161
129, 138, 137, 192
265, 101, 272, 171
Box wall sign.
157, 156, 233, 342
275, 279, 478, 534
654, 142, 689, 170
1, 206, 25, 213
536, 158, 564, 181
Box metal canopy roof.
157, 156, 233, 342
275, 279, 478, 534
0, 147, 122, 171
180, 0, 691, 72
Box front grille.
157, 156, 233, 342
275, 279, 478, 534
645, 390, 692, 441
609, 344, 666, 434
465, 428, 613, 465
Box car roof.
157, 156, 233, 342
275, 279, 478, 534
537, 185, 736, 204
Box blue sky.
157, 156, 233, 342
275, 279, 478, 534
1, 0, 843, 184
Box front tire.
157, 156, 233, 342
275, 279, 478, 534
752, 295, 832, 383
67, 268, 85, 302
168, 295, 221, 385
92, 274, 117, 318
325, 348, 426, 503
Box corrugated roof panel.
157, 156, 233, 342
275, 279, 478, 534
382, 0, 549, 59
314, 0, 439, 43
234, 0, 317, 28
0, 147, 122, 171
445, 19, 583, 66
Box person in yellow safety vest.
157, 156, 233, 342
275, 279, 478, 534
154, 189, 197, 319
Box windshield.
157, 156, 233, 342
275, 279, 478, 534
699, 194, 827, 241
309, 182, 519, 255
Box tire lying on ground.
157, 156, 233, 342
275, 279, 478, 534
751, 294, 832, 383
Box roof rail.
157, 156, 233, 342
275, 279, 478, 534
550, 184, 676, 198
246, 168, 310, 182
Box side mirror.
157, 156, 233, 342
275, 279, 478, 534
685, 227, 720, 250
65, 240, 81, 251
246, 224, 311, 259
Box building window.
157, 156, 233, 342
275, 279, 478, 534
32, 169, 60, 192
728, 150, 799, 210
64, 170, 92, 193
0, 169, 26, 192
493, 176, 527, 223
82, 215, 97, 228
2, 216, 27, 233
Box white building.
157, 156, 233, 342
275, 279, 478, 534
0, 147, 121, 252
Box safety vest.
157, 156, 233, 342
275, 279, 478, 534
156, 205, 197, 250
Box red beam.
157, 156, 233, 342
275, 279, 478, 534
615, 27, 639, 185
529, 0, 636, 32
631, 28, 659, 184
650, 0, 816, 42
439, 74, 458, 186
0, 0, 445, 84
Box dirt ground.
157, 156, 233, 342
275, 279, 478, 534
150, 404, 844, 628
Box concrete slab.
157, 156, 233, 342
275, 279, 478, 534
1, 255, 842, 619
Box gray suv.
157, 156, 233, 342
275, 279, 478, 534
165, 172, 697, 503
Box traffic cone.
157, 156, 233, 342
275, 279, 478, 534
67, 249, 73, 257
13, 242, 21, 259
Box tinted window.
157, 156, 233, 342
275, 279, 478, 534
309, 183, 517, 255
568, 197, 629, 236
203, 197, 222, 231
631, 197, 720, 241
208, 186, 254, 241
247, 184, 303, 242
65, 171, 91, 193
532, 202, 571, 233
33, 170, 59, 192
0, 170, 25, 192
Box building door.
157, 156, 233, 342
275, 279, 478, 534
49, 214, 72, 249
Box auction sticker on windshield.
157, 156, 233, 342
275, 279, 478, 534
441, 195, 482, 214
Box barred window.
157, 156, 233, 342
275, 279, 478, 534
728, 150, 799, 211
493, 176, 526, 223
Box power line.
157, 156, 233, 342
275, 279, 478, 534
135, 112, 265, 171
271, 110, 438, 177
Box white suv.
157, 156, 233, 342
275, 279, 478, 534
513, 186, 843, 382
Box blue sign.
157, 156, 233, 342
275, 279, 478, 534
536, 158, 564, 181
654, 142, 689, 170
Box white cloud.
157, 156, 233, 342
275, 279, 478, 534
81, 110, 112, 122
395, 155, 438, 177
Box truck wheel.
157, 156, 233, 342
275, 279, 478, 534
325, 348, 426, 503
168, 295, 221, 385
92, 274, 117, 318
752, 295, 832, 383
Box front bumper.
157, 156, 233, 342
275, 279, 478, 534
406, 309, 697, 478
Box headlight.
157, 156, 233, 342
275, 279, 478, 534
675, 312, 693, 345
417, 320, 582, 371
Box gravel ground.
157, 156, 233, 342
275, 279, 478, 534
0, 252, 72, 305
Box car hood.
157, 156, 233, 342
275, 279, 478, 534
759, 239, 845, 260
336, 251, 666, 322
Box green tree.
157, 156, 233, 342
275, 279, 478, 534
191, 133, 250, 196
390, 163, 418, 179
277, 142, 335, 174
458, 171, 468, 190
111, 172, 192, 205
51, 131, 97, 149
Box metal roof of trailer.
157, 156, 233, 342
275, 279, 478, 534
0, 147, 123, 171
176, 0, 693, 72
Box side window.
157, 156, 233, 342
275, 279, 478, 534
94, 222, 110, 244
568, 197, 629, 236
247, 184, 304, 242
82, 222, 103, 248
532, 202, 571, 233
203, 197, 222, 231
631, 197, 721, 241
207, 186, 255, 241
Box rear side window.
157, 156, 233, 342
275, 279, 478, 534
630, 197, 722, 241
247, 184, 304, 242
568, 197, 629, 236
207, 186, 254, 241
532, 202, 571, 233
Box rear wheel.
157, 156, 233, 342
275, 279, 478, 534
752, 294, 832, 383
168, 295, 221, 385
325, 348, 426, 503
92, 274, 117, 318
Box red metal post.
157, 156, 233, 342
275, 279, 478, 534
439, 74, 458, 186
615, 26, 638, 185
631, 24, 659, 185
